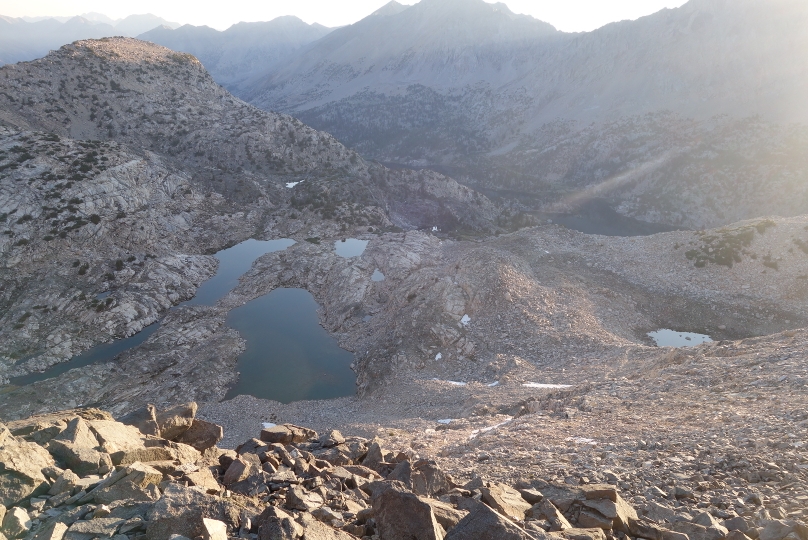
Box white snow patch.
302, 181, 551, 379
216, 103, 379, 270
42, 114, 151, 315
262, 422, 277, 429
487, 381, 500, 387
460, 314, 471, 327
432, 378, 466, 386
545, 250, 550, 254
286, 181, 301, 188
432, 226, 438, 232
437, 419, 453, 424
470, 417, 513, 439
523, 383, 572, 389
435, 353, 442, 361
566, 436, 597, 445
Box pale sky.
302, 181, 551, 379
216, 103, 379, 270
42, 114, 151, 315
0, 0, 689, 33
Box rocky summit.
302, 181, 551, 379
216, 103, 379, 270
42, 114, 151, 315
1, 404, 806, 540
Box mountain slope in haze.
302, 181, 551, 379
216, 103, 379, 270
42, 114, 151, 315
138, 17, 332, 91
0, 37, 500, 383
0, 13, 180, 65
243, 0, 808, 229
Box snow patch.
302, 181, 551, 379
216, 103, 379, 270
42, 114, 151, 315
487, 381, 500, 387
566, 436, 597, 445
460, 314, 470, 327
262, 422, 277, 429
523, 382, 572, 389
435, 352, 442, 361
286, 181, 301, 188
470, 417, 513, 439
437, 419, 453, 424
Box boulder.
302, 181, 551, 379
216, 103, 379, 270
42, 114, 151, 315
361, 441, 386, 473
387, 460, 413, 488
671, 521, 727, 540
412, 460, 451, 497
201, 519, 227, 540
176, 420, 223, 452
88, 420, 149, 457
694, 512, 729, 536
528, 500, 571, 531
48, 469, 81, 496
255, 507, 303, 540
91, 462, 163, 504
759, 520, 796, 540
445, 500, 537, 540
285, 486, 324, 512
2, 508, 31, 538
557, 528, 608, 540
372, 482, 445, 540
47, 418, 107, 475
259, 424, 317, 445
145, 484, 240, 540
297, 519, 356, 539
31, 522, 68, 540
0, 424, 55, 506
318, 430, 346, 448
64, 518, 124, 540
581, 495, 637, 532
156, 403, 198, 441
118, 405, 160, 437
423, 498, 468, 530
481, 482, 533, 521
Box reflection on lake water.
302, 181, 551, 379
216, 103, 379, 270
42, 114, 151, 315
223, 288, 356, 403
648, 329, 713, 348
335, 238, 368, 258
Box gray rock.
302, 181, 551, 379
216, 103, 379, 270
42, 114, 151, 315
91, 462, 163, 504
118, 405, 160, 437
201, 519, 227, 540
285, 485, 324, 512
0, 425, 55, 507
481, 482, 533, 521
446, 500, 537, 540
156, 402, 198, 441
176, 420, 224, 451
47, 469, 81, 496
2, 508, 31, 538
318, 430, 345, 448
145, 484, 239, 540
259, 424, 317, 445
372, 482, 445, 540
64, 518, 125, 540
672, 521, 727, 540
528, 500, 571, 531
759, 520, 795, 540
31, 522, 68, 540
255, 507, 303, 540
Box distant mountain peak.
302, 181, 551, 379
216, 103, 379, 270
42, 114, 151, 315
371, 1, 410, 17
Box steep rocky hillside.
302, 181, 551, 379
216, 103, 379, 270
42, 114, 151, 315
0, 38, 501, 388
242, 0, 808, 229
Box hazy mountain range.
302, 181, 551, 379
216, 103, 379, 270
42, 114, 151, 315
139, 18, 333, 90
0, 13, 180, 65
3, 0, 808, 229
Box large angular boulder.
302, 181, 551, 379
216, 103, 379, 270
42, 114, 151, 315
256, 507, 303, 540
259, 424, 317, 445
118, 405, 160, 437
91, 462, 163, 504
31, 521, 68, 540
2, 507, 32, 538
176, 420, 223, 452
481, 482, 533, 521
146, 484, 240, 540
0, 424, 55, 507
156, 403, 198, 441
64, 518, 124, 540
372, 482, 445, 540
445, 500, 538, 540
580, 494, 638, 532
46, 418, 108, 475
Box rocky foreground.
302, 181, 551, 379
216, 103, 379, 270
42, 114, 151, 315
1, 404, 807, 540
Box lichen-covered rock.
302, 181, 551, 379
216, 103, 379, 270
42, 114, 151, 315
0, 424, 55, 507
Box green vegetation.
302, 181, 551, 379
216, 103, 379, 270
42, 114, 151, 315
685, 220, 776, 269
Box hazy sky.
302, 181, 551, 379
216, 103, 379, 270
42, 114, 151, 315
1, 0, 689, 32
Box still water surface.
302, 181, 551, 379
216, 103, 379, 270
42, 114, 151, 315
648, 329, 713, 348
